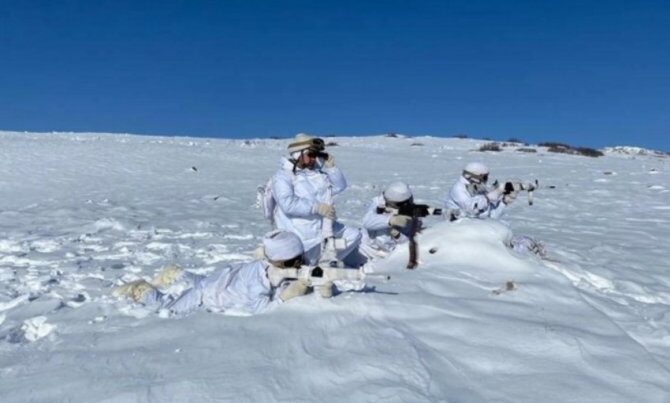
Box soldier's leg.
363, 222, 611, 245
162, 285, 205, 316
332, 222, 363, 262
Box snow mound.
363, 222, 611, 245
383, 219, 537, 278
370, 220, 670, 401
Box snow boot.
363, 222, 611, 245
112, 280, 155, 302
151, 264, 183, 288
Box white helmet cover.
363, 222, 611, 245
463, 162, 489, 176
263, 230, 304, 261
383, 181, 413, 203
463, 162, 490, 184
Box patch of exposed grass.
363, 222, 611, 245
478, 142, 502, 152
539, 142, 603, 157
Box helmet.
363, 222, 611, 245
263, 230, 304, 262
383, 181, 413, 203
463, 162, 489, 184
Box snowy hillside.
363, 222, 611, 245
1, 131, 669, 402
603, 145, 669, 158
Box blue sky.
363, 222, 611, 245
1, 0, 668, 149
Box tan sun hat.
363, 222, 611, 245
287, 133, 325, 154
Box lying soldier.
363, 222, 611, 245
112, 231, 312, 316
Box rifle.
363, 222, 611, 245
376, 202, 442, 269
375, 203, 443, 217
267, 265, 390, 289
494, 180, 539, 206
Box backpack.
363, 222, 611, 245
256, 178, 276, 222
256, 174, 297, 226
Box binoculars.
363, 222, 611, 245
306, 138, 329, 159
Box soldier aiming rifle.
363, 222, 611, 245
444, 162, 539, 221
361, 181, 442, 270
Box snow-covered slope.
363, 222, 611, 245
1, 131, 669, 402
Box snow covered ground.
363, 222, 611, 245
0, 131, 669, 402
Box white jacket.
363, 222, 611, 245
270, 157, 347, 251
361, 195, 410, 255
444, 176, 505, 219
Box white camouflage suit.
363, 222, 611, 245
360, 194, 412, 259
114, 231, 312, 315
271, 157, 361, 265
141, 261, 282, 316
445, 174, 544, 256
444, 176, 506, 219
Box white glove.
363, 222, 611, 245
316, 281, 334, 298
486, 186, 504, 203
323, 154, 335, 168
279, 279, 310, 302
313, 203, 335, 219
389, 214, 412, 228
253, 245, 265, 259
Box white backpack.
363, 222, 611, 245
256, 175, 298, 226
256, 178, 276, 223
